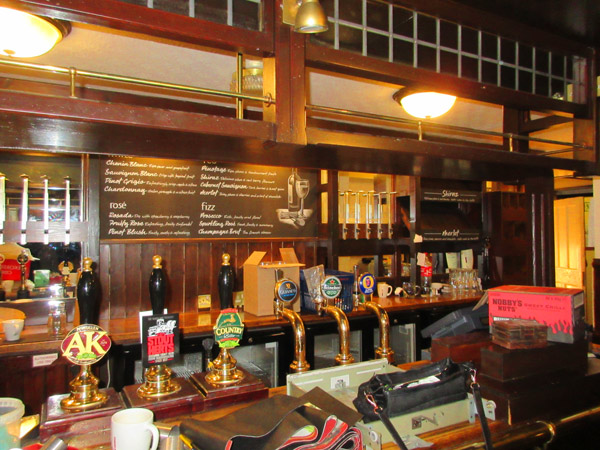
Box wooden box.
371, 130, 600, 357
430, 331, 491, 369
480, 358, 600, 424
480, 339, 588, 382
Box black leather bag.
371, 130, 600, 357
353, 358, 474, 422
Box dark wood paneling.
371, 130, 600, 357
183, 243, 199, 314
0, 355, 70, 415
125, 244, 142, 318
108, 244, 126, 319
99, 239, 319, 318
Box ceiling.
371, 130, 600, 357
452, 0, 600, 47
0, 1, 592, 189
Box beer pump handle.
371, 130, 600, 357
218, 253, 235, 310
77, 257, 98, 324
149, 255, 166, 315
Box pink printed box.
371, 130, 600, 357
488, 285, 586, 344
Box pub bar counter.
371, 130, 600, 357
1, 0, 600, 449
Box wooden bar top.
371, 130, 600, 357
0, 293, 481, 356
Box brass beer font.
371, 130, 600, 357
273, 270, 310, 373
60, 323, 111, 411
317, 275, 354, 365
138, 255, 181, 398
205, 308, 246, 386
364, 301, 395, 363
357, 272, 394, 363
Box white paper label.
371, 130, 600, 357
32, 353, 59, 368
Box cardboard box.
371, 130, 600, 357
488, 285, 585, 343
243, 248, 304, 316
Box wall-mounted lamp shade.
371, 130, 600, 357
283, 0, 328, 34
0, 7, 66, 57
394, 91, 457, 119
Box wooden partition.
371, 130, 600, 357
97, 239, 319, 320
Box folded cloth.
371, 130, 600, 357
180, 387, 362, 450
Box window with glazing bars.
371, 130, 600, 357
313, 0, 584, 102
118, 0, 263, 31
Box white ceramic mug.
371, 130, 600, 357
377, 282, 393, 298
111, 408, 159, 450
3, 319, 24, 341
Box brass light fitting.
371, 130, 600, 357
282, 0, 329, 34
0, 7, 70, 58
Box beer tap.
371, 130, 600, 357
313, 273, 354, 365
60, 257, 109, 412
77, 258, 98, 324
339, 191, 348, 240
375, 193, 383, 239
20, 174, 28, 245
352, 190, 363, 239
273, 270, 310, 373
357, 272, 395, 363
364, 190, 375, 239
138, 255, 181, 398
42, 175, 50, 245
16, 250, 29, 299
387, 191, 397, 239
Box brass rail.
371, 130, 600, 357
449, 404, 600, 449
0, 58, 274, 116
307, 104, 591, 153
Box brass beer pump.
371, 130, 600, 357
314, 273, 354, 365
137, 255, 181, 398
273, 270, 310, 373
60, 259, 109, 411
356, 269, 394, 363
205, 314, 245, 386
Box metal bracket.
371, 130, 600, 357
468, 393, 497, 422
411, 414, 438, 429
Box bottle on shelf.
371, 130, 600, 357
421, 253, 432, 296
352, 264, 362, 307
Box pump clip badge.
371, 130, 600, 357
358, 273, 376, 295
61, 324, 111, 365
322, 276, 342, 299
214, 308, 244, 349
277, 280, 298, 303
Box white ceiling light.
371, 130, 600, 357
0, 7, 69, 58
393, 90, 457, 119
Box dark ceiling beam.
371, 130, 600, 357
521, 116, 574, 134
0, 0, 273, 56
306, 44, 589, 118
0, 90, 274, 140
306, 127, 597, 178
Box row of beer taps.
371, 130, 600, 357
339, 190, 397, 240
274, 265, 394, 374
0, 173, 72, 246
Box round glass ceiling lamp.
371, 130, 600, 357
394, 90, 457, 119
0, 7, 68, 58
294, 0, 329, 33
